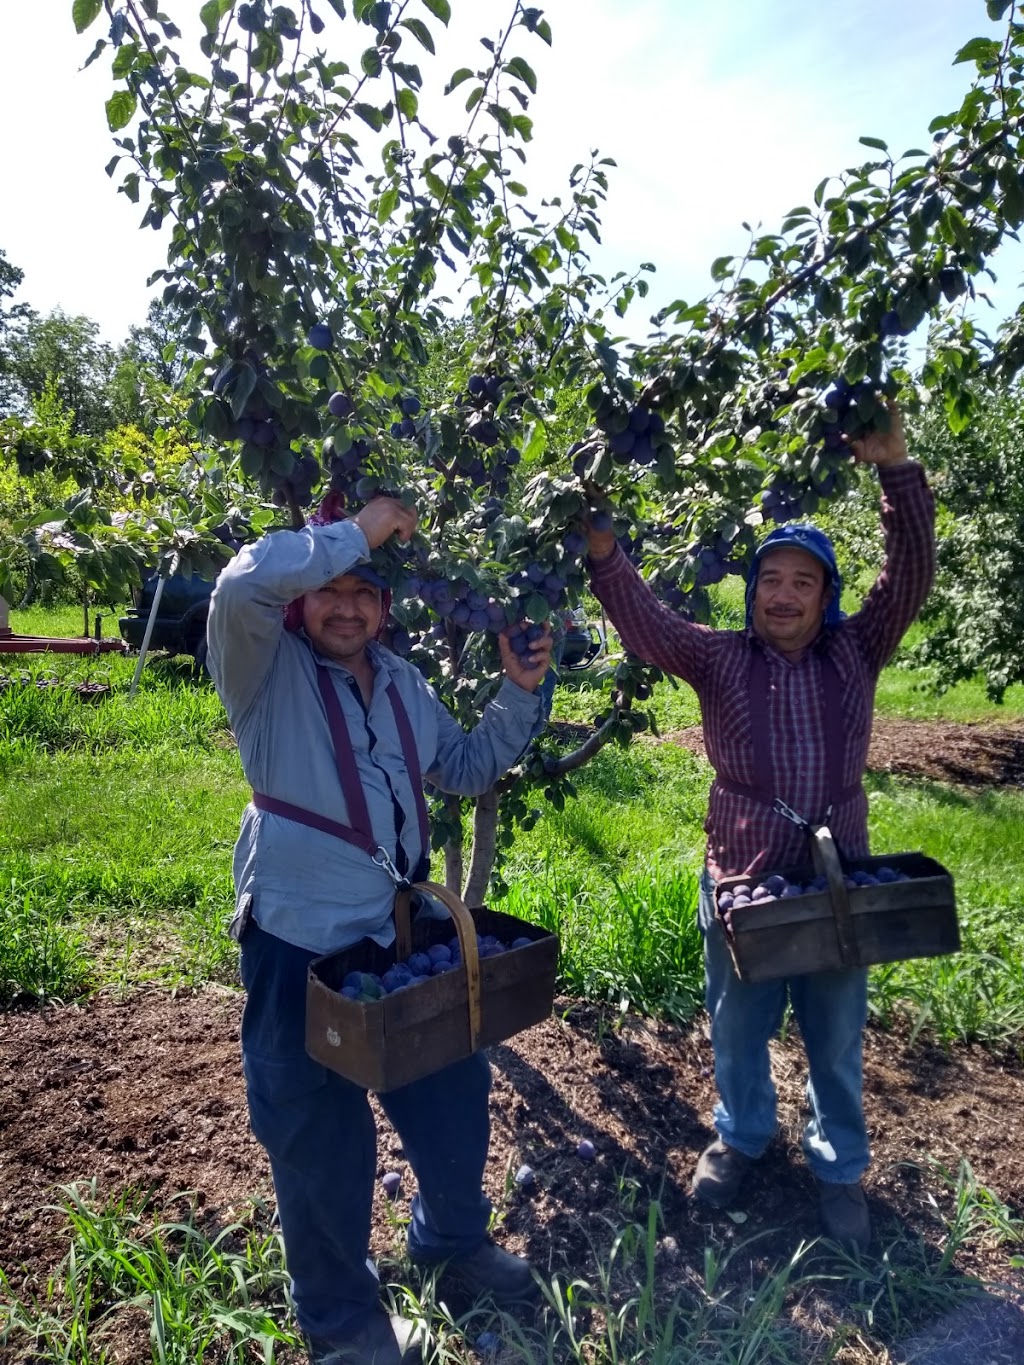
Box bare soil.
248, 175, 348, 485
664, 716, 1024, 789
1, 991, 1022, 1363
2, 716, 1024, 1361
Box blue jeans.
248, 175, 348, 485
239, 919, 493, 1343
699, 872, 869, 1184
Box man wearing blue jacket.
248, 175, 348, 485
207, 494, 553, 1365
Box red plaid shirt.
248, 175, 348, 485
589, 462, 935, 879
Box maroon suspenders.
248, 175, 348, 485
252, 664, 430, 880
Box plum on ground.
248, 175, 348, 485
381, 1171, 402, 1200
576, 1139, 596, 1161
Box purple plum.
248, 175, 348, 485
576, 1139, 596, 1162
381, 1171, 402, 1200
427, 943, 452, 964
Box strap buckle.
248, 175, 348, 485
372, 846, 411, 890
772, 797, 812, 832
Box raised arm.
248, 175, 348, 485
207, 520, 372, 716
207, 497, 416, 718
423, 626, 551, 795
844, 407, 936, 673
586, 524, 714, 691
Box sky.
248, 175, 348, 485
0, 0, 1013, 345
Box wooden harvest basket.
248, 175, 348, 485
715, 826, 960, 984
306, 880, 558, 1092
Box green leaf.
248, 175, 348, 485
422, 0, 451, 21
72, 0, 103, 33
361, 47, 383, 77
354, 102, 384, 130
504, 56, 537, 93
105, 90, 138, 132
953, 36, 1000, 65
858, 135, 888, 152
199, 0, 223, 33
377, 185, 400, 222
525, 593, 549, 623
396, 87, 418, 119
987, 0, 1012, 17
401, 17, 434, 53
444, 67, 473, 93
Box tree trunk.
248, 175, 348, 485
442, 794, 463, 894
0, 593, 9, 632
462, 785, 499, 908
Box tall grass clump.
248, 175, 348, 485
499, 863, 703, 1023
0, 883, 93, 1005
0, 1182, 296, 1364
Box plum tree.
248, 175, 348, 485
52, 0, 1024, 903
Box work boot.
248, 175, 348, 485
691, 1139, 755, 1208
817, 1179, 871, 1252
306, 1310, 423, 1365
412, 1237, 539, 1303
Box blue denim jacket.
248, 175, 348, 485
207, 519, 542, 953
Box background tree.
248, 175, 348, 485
909, 388, 1024, 701
0, 247, 33, 411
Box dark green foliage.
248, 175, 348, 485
911, 392, 1024, 701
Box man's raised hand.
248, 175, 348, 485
499, 623, 554, 693
352, 496, 418, 549
849, 402, 909, 468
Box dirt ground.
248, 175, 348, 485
665, 715, 1024, 789
2, 717, 1024, 1361
1, 990, 1022, 1362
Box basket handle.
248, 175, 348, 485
810, 825, 858, 968
393, 881, 482, 1052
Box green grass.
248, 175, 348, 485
2, 1160, 1020, 1364
2, 607, 1024, 1035
7, 602, 127, 642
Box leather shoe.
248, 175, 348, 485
412, 1237, 538, 1303
817, 1179, 871, 1251
691, 1139, 755, 1207
306, 1311, 423, 1365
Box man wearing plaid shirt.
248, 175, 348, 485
586, 405, 934, 1249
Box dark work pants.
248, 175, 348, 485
239, 919, 492, 1343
